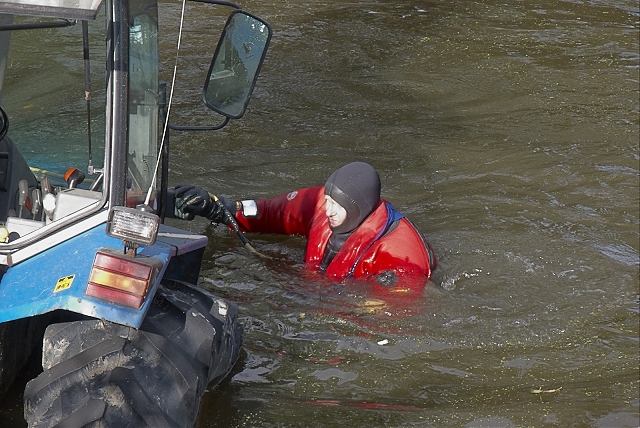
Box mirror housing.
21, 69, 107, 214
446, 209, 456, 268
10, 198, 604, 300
203, 10, 272, 119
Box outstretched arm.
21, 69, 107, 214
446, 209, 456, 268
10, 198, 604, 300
234, 186, 324, 237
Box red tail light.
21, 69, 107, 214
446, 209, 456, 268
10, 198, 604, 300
85, 249, 162, 309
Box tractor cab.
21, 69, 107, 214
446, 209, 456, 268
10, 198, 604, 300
0, 0, 269, 262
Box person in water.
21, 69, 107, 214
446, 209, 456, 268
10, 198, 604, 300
173, 162, 437, 298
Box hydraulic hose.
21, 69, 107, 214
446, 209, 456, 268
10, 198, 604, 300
211, 196, 271, 259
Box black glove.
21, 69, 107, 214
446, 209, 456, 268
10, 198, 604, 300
173, 184, 237, 225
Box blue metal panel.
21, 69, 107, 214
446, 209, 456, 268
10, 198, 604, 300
0, 223, 176, 328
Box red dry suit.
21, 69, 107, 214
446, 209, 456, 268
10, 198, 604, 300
233, 186, 437, 298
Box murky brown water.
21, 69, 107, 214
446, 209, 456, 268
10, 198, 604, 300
0, 0, 637, 427
171, 1, 639, 427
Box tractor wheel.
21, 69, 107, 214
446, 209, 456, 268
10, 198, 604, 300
23, 280, 243, 427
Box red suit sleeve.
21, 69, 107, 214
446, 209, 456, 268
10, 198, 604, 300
233, 186, 324, 237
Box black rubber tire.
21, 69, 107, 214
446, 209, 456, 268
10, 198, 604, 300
23, 280, 243, 427
0, 314, 50, 402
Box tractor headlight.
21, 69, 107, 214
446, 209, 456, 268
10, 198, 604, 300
106, 206, 159, 246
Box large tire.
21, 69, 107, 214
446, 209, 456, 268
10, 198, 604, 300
0, 314, 50, 402
23, 280, 243, 427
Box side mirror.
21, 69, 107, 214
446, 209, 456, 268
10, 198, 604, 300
203, 11, 272, 119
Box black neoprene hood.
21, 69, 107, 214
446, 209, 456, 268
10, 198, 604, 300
324, 162, 382, 234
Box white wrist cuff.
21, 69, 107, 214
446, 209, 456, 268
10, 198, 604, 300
240, 200, 258, 217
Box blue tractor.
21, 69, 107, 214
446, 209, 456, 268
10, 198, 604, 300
0, 0, 270, 425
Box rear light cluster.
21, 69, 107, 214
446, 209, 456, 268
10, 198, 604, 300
85, 249, 162, 309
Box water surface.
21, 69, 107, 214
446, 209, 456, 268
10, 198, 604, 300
164, 1, 638, 427
0, 0, 637, 427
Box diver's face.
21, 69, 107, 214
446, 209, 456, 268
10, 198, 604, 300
325, 195, 347, 228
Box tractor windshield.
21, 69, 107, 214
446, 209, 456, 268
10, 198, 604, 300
0, 15, 107, 188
